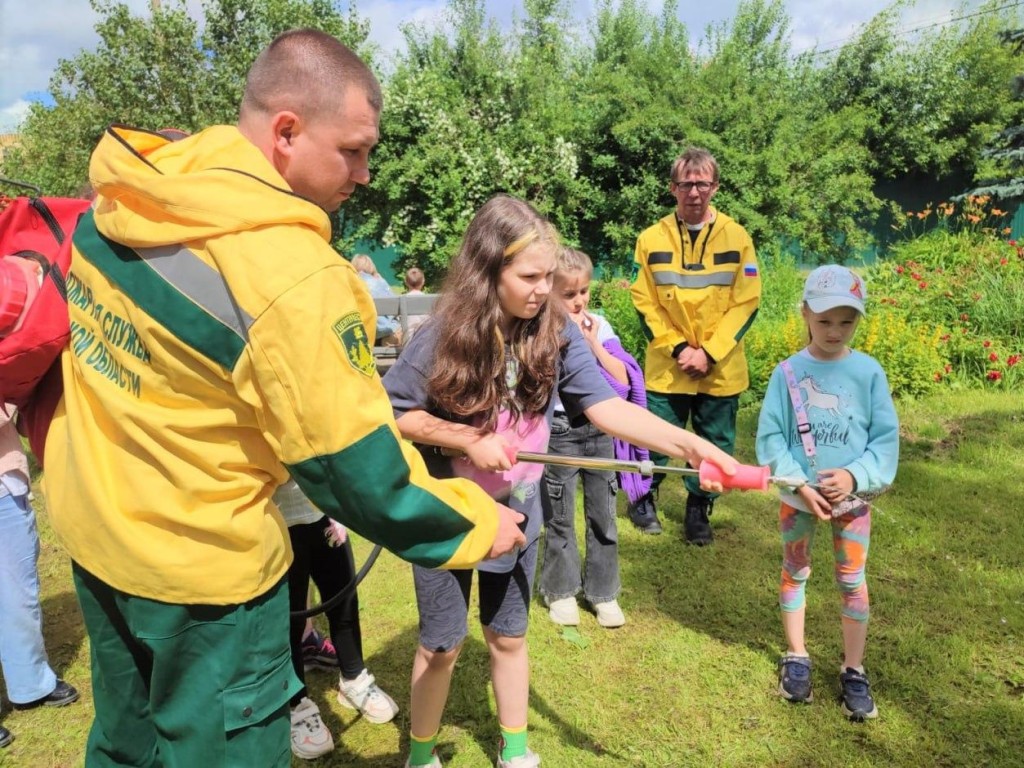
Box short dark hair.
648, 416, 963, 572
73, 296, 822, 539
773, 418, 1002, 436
240, 28, 382, 122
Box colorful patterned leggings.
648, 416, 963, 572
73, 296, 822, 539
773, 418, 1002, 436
779, 502, 871, 622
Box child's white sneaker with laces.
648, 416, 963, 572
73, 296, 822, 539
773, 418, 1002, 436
338, 669, 399, 724
290, 696, 334, 759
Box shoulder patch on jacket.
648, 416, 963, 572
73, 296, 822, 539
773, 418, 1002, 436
332, 313, 376, 376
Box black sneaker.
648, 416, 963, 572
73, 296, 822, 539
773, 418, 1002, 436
627, 492, 663, 535
684, 495, 713, 545
777, 655, 813, 703
839, 667, 878, 721
0, 725, 13, 748
12, 679, 80, 710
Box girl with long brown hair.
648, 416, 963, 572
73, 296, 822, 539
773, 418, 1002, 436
384, 195, 736, 768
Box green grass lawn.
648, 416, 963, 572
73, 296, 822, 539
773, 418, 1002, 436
4, 389, 1023, 767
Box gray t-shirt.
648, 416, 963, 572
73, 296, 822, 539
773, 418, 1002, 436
383, 319, 615, 572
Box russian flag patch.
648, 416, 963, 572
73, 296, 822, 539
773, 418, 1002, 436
744, 264, 758, 277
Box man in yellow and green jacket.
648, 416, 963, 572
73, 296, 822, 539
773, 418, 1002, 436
630, 147, 761, 545
43, 29, 524, 767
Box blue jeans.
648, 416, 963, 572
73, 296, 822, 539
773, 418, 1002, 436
539, 414, 620, 604
0, 492, 58, 705
413, 537, 539, 650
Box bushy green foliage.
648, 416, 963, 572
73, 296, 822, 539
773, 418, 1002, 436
867, 195, 1024, 390
352, 0, 589, 281
966, 28, 1024, 199
590, 276, 646, 368
588, 249, 952, 401
2, 0, 372, 196
737, 245, 949, 400
3, 0, 1021, 274
855, 308, 947, 398
821, 1, 1022, 183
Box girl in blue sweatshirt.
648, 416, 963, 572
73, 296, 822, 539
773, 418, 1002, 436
756, 265, 899, 721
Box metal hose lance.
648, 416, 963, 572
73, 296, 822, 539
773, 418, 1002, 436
512, 450, 807, 489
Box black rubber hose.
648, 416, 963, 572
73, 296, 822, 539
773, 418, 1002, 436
289, 542, 383, 620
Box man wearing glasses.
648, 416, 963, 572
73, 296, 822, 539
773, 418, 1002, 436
629, 147, 761, 544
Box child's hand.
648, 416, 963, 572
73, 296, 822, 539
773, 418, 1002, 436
797, 485, 833, 521
463, 433, 515, 472
571, 312, 600, 346
685, 438, 738, 492
324, 519, 348, 547
815, 469, 855, 504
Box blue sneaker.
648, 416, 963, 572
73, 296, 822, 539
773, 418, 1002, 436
839, 667, 878, 721
778, 655, 813, 703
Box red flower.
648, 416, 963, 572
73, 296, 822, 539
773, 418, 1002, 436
983, 340, 992, 348
1008, 355, 1021, 367
944, 364, 953, 373
940, 334, 950, 342
895, 266, 905, 274
911, 272, 922, 280
960, 313, 969, 321
918, 281, 927, 289
989, 352, 999, 362
987, 371, 1002, 381
1011, 240, 1018, 246
933, 372, 942, 382
1000, 258, 1009, 265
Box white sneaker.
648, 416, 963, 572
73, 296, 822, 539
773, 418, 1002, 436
290, 696, 334, 759
496, 748, 541, 767
338, 669, 399, 724
546, 596, 580, 626
592, 599, 625, 628
404, 755, 443, 768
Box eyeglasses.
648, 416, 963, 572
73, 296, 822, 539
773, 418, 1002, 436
673, 180, 715, 193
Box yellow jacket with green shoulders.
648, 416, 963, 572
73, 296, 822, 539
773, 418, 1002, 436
44, 124, 498, 605
630, 208, 761, 396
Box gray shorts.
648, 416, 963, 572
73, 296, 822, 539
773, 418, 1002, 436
413, 537, 539, 651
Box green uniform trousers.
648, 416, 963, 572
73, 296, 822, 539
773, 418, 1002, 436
73, 562, 301, 767
645, 390, 739, 499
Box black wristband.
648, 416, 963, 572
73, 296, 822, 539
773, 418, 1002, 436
671, 342, 687, 359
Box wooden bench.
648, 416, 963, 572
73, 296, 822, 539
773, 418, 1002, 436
372, 293, 439, 371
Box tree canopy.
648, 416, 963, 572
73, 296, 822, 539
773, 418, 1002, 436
3, 0, 1022, 275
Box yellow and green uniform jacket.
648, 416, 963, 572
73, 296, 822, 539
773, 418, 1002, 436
630, 208, 761, 396
44, 125, 498, 605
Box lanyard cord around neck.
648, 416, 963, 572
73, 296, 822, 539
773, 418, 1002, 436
675, 215, 715, 268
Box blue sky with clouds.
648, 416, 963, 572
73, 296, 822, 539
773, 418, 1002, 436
0, 0, 988, 132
